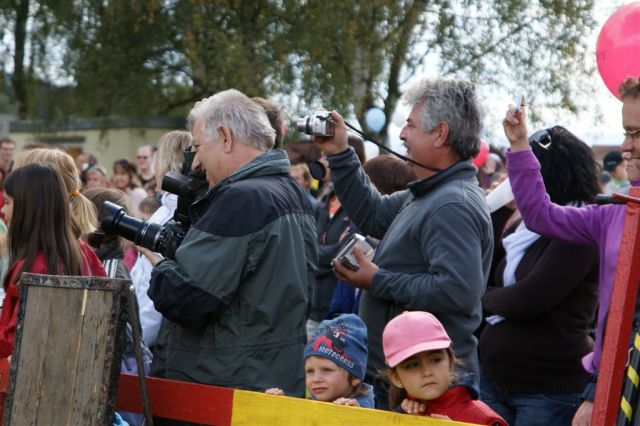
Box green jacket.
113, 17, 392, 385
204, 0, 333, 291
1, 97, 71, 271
149, 149, 318, 395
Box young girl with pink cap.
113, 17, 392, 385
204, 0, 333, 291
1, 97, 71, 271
383, 311, 506, 425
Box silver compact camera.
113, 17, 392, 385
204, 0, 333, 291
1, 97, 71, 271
335, 233, 376, 271
296, 111, 334, 137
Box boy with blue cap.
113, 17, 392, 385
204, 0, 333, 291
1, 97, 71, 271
266, 314, 374, 407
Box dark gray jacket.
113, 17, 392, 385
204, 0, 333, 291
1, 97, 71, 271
328, 148, 492, 380
148, 149, 318, 395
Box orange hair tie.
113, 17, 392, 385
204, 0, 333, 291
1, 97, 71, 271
71, 189, 81, 198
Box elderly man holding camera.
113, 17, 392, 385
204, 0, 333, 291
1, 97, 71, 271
314, 78, 493, 407
145, 89, 318, 398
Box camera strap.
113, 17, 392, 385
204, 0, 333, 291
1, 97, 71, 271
341, 121, 443, 173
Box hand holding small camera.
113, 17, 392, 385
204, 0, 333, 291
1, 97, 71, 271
332, 242, 379, 290
310, 110, 350, 156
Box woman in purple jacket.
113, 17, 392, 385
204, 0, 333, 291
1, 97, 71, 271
502, 77, 640, 425
480, 126, 600, 426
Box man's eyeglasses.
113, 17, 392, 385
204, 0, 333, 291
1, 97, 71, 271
137, 155, 149, 160
529, 129, 552, 150
624, 129, 640, 141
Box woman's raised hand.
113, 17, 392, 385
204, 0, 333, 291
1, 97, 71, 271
503, 96, 530, 151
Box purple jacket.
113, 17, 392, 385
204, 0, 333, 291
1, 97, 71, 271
507, 148, 637, 374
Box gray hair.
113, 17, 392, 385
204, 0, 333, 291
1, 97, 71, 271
156, 130, 192, 178
403, 78, 483, 160
187, 89, 275, 151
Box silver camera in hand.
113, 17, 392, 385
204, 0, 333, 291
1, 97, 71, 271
296, 111, 334, 137
335, 234, 376, 271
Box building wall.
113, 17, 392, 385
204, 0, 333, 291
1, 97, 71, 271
9, 116, 185, 177
0, 114, 14, 139
10, 128, 176, 171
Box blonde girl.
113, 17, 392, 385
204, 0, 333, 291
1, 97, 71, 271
14, 148, 97, 238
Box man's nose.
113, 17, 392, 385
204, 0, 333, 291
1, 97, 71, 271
622, 137, 634, 153
192, 153, 202, 171
399, 126, 407, 140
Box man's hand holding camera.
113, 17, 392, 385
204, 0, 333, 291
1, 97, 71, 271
310, 109, 379, 289
311, 110, 349, 155
137, 246, 162, 267
331, 244, 378, 290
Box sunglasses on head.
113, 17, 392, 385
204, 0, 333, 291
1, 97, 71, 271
529, 129, 552, 150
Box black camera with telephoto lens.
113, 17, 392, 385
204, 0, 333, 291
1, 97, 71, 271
101, 149, 208, 260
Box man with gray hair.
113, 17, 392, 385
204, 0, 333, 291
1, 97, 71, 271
146, 89, 318, 398
314, 78, 493, 408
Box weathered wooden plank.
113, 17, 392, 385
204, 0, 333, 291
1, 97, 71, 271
6, 285, 55, 425
67, 289, 125, 424
35, 287, 85, 425
3, 273, 128, 426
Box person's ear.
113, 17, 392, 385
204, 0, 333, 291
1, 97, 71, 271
219, 125, 233, 153
433, 122, 450, 147
387, 369, 403, 389
351, 377, 362, 387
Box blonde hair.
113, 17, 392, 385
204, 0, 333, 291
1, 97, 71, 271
14, 148, 97, 237
291, 163, 312, 185
156, 131, 192, 179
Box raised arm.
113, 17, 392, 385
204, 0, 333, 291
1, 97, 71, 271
503, 99, 603, 245
314, 111, 407, 238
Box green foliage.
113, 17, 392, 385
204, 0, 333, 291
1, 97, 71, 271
0, 0, 595, 142
57, 0, 174, 116
170, 0, 292, 105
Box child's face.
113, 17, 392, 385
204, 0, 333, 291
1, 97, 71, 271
305, 356, 354, 402
112, 170, 131, 190
1, 193, 13, 224
388, 349, 452, 402
85, 170, 107, 190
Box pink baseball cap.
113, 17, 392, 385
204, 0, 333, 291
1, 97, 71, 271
382, 311, 452, 368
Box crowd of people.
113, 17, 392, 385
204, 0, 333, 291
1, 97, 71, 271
0, 75, 638, 426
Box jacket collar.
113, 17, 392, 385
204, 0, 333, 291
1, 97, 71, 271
192, 149, 291, 211
407, 160, 477, 198
208, 148, 290, 195
408, 386, 471, 413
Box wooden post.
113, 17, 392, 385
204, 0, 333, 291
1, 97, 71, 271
2, 273, 128, 425
593, 187, 640, 425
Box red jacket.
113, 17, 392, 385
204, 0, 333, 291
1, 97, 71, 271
414, 386, 508, 426
0, 241, 106, 358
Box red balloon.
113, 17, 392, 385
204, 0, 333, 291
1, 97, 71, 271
596, 2, 640, 100
473, 140, 489, 168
